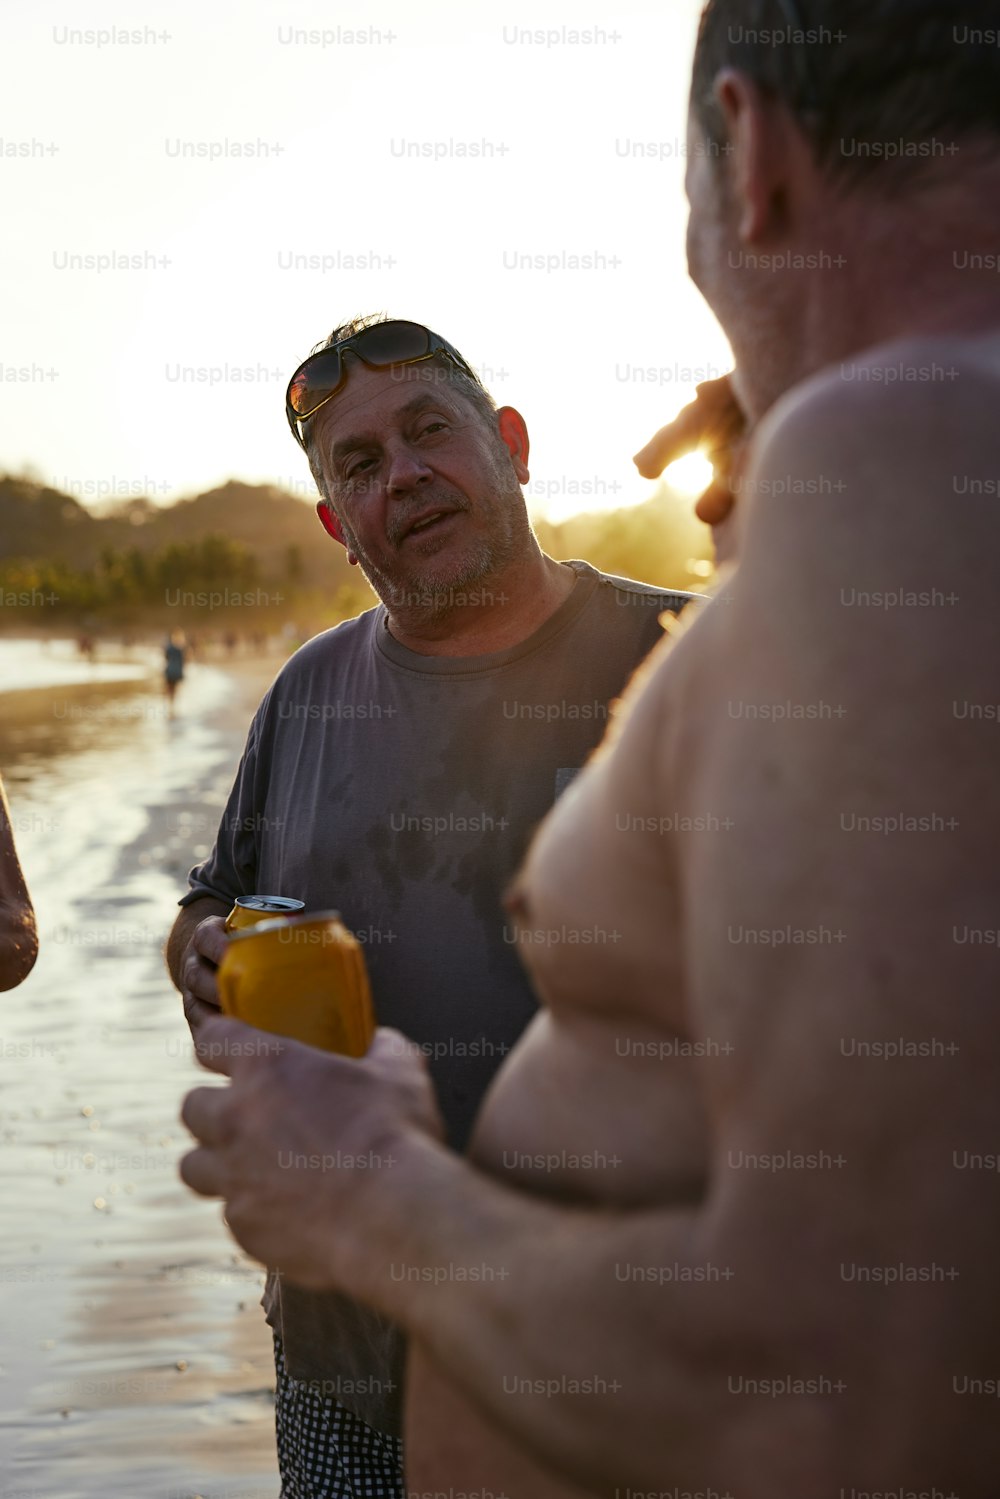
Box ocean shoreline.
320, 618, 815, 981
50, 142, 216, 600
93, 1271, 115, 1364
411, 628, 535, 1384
1, 649, 286, 1496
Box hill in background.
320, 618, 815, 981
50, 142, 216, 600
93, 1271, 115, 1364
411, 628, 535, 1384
0, 473, 712, 635
0, 475, 354, 588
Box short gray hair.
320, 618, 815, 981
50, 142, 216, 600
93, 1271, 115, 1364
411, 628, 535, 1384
692, 0, 1000, 192
299, 313, 499, 509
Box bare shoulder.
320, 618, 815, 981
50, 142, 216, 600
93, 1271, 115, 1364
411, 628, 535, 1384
739, 333, 1000, 565
723, 335, 1000, 702
689, 334, 999, 1022
760, 328, 1000, 447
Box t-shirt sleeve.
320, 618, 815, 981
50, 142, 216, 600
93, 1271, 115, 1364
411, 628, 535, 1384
179, 708, 264, 908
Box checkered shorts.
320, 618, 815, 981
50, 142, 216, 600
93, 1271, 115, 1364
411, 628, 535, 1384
273, 1330, 404, 1499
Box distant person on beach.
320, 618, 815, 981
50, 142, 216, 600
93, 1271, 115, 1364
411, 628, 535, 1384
181, 2, 1000, 1493
166, 317, 697, 1498
0, 773, 38, 990
163, 631, 186, 714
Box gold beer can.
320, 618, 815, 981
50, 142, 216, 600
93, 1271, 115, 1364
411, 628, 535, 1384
224, 895, 306, 934
217, 910, 375, 1057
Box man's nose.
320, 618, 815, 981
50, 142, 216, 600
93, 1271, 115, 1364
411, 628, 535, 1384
384, 443, 433, 496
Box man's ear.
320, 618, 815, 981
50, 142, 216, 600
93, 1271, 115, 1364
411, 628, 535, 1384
497, 407, 530, 485
713, 69, 791, 244
316, 501, 346, 547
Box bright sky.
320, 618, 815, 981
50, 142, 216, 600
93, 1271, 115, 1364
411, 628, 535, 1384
2, 0, 732, 523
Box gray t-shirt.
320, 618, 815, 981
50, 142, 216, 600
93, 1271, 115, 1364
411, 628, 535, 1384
182, 559, 695, 1431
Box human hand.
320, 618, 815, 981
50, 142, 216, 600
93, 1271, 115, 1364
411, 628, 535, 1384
180, 914, 228, 1035
633, 375, 747, 553
179, 1018, 446, 1292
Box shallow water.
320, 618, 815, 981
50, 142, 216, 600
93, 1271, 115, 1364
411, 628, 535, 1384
0, 637, 157, 695
0, 647, 281, 1498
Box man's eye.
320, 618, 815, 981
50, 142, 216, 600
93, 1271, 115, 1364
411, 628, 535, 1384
418, 422, 447, 438
345, 456, 377, 479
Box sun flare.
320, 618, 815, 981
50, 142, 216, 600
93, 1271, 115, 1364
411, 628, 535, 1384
663, 451, 715, 498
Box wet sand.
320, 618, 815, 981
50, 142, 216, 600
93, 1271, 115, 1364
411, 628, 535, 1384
1, 650, 287, 1498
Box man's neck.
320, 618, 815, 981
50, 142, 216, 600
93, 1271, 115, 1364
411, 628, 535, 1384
384, 551, 576, 658
742, 187, 1000, 420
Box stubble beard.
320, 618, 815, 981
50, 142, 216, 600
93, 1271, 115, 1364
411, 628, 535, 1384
364, 488, 530, 618
340, 447, 535, 619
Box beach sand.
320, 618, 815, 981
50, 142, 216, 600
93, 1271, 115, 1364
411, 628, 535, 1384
1, 647, 287, 1498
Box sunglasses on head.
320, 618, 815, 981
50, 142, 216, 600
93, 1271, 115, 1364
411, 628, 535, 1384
285, 320, 480, 449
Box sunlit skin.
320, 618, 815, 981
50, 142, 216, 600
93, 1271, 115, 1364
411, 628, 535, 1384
180, 64, 1000, 1495
634, 373, 745, 563
662, 448, 715, 500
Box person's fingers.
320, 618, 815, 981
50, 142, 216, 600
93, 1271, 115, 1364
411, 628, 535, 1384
183, 915, 229, 1012
178, 1143, 226, 1198
190, 1013, 276, 1075
366, 1029, 447, 1140
187, 961, 219, 1006
633, 376, 744, 480
693, 373, 739, 415
633, 429, 675, 479
180, 1083, 235, 1147
694, 476, 737, 527
196, 1013, 289, 1073
193, 915, 228, 966
182, 990, 221, 1035
633, 401, 705, 479
366, 1027, 416, 1066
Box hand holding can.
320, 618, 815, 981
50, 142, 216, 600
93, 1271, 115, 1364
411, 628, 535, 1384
217, 911, 376, 1057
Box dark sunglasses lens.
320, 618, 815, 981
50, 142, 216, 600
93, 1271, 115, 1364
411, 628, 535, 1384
288, 348, 344, 416
288, 323, 440, 422
350, 321, 432, 367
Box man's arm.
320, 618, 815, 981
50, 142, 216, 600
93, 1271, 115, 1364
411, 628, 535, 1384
0, 773, 38, 990
177, 1011, 843, 1497
180, 1025, 743, 1493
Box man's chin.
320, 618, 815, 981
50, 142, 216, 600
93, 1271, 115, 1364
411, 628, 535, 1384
379, 545, 493, 610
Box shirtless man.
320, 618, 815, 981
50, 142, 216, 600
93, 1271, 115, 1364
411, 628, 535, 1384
0, 772, 38, 990
180, 2, 1000, 1491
